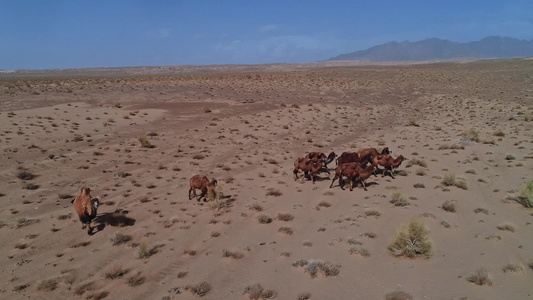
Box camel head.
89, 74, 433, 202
91, 198, 100, 209
381, 147, 391, 155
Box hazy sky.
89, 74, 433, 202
1, 1, 532, 69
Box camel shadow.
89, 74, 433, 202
93, 209, 136, 234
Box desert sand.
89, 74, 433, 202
0, 59, 532, 300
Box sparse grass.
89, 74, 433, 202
105, 265, 127, 279
70, 241, 91, 248
466, 268, 492, 286
388, 219, 432, 258
465, 169, 476, 174
496, 223, 515, 232
111, 233, 132, 246
474, 207, 489, 214
185, 281, 212, 297
116, 171, 131, 178
14, 217, 39, 229
36, 278, 58, 291
193, 154, 205, 160
413, 183, 425, 188
441, 200, 456, 212
390, 192, 409, 207
137, 136, 154, 148
277, 213, 294, 221
502, 263, 523, 273
258, 214, 272, 224
222, 249, 244, 259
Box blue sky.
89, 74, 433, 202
1, 1, 532, 70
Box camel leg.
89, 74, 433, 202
389, 168, 396, 179
362, 180, 367, 191
293, 169, 298, 181
329, 174, 338, 188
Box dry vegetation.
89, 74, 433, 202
0, 59, 531, 299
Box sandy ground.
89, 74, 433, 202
0, 59, 532, 300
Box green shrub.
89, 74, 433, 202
388, 219, 432, 258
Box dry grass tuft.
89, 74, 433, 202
258, 214, 273, 224
502, 263, 523, 273
388, 219, 432, 258
36, 278, 59, 291
138, 136, 154, 148
496, 223, 515, 232
126, 272, 145, 287
390, 192, 409, 207
349, 246, 371, 257
111, 233, 132, 246
441, 200, 456, 212
516, 180, 533, 208
104, 265, 127, 279
243, 283, 277, 300
278, 227, 294, 235
466, 268, 492, 286
277, 213, 294, 221
185, 281, 212, 297
222, 249, 244, 259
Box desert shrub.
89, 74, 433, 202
517, 180, 533, 207
523, 111, 532, 121
505, 154, 516, 161
441, 173, 467, 190
266, 188, 282, 197
441, 200, 456, 212
73, 281, 96, 296
462, 128, 480, 143
349, 246, 370, 257
105, 265, 127, 279
406, 159, 426, 168
502, 263, 523, 273
388, 219, 432, 258
185, 281, 212, 296
126, 272, 145, 287
293, 259, 340, 278
407, 117, 419, 127
136, 242, 155, 259
493, 129, 505, 137
413, 183, 425, 188
278, 227, 294, 235
243, 283, 277, 300
466, 268, 492, 286
249, 204, 263, 211
21, 181, 39, 190
36, 278, 59, 291
204, 107, 212, 113
137, 136, 154, 148
297, 292, 312, 300
222, 249, 244, 259
385, 291, 413, 300
277, 213, 294, 221
111, 233, 132, 246
496, 223, 515, 232
390, 192, 409, 207
16, 167, 35, 180
258, 214, 272, 224
441, 173, 456, 186
365, 209, 381, 217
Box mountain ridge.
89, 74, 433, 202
328, 36, 533, 61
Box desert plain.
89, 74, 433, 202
0, 59, 532, 300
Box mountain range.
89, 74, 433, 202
328, 36, 533, 61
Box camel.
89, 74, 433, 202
189, 175, 217, 201
72, 187, 99, 235
293, 157, 326, 183
372, 154, 405, 178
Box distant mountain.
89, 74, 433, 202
328, 36, 533, 61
